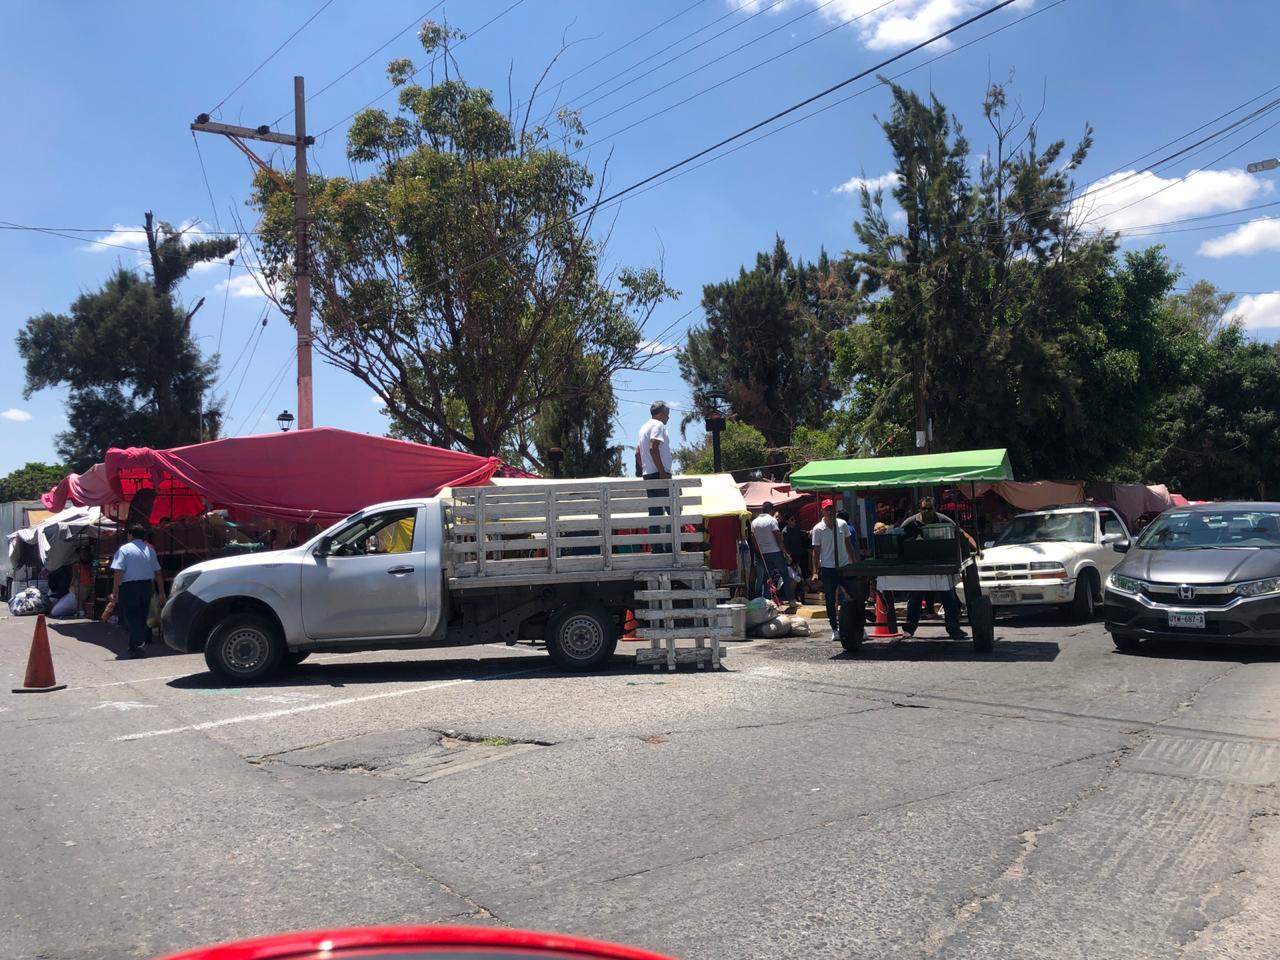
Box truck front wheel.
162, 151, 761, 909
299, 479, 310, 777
545, 606, 618, 670
204, 613, 285, 683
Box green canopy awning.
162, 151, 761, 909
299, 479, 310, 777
790, 448, 1013, 490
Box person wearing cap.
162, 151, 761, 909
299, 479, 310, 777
900, 496, 974, 639
809, 498, 861, 641
750, 500, 795, 608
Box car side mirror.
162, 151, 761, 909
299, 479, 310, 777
315, 537, 333, 557
1101, 531, 1124, 545
983, 540, 994, 549
1112, 538, 1131, 553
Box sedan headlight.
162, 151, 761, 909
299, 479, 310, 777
171, 570, 202, 596
1106, 572, 1144, 595
1234, 577, 1280, 598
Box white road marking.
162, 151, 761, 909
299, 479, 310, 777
91, 701, 158, 712
78, 673, 190, 690
113, 668, 540, 742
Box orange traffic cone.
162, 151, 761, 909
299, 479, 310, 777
622, 609, 640, 640
869, 587, 903, 639
12, 614, 67, 693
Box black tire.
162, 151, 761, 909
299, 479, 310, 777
285, 650, 311, 666
970, 596, 995, 653
1069, 570, 1099, 621
839, 633, 864, 653
204, 613, 285, 683
838, 599, 863, 651
545, 605, 618, 670
1111, 632, 1141, 653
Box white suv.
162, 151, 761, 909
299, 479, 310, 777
964, 506, 1131, 619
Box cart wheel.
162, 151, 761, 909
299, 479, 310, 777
970, 596, 995, 653
838, 599, 864, 653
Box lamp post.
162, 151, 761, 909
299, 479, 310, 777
277, 410, 295, 432
704, 391, 729, 473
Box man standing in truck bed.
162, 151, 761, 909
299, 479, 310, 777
636, 401, 674, 552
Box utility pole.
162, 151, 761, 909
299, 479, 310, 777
192, 75, 315, 429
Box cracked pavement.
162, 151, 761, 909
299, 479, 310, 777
3, 610, 1280, 958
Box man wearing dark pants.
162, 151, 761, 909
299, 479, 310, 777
636, 400, 674, 553
900, 497, 975, 639
109, 523, 165, 658
809, 499, 860, 640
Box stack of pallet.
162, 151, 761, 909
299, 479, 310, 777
633, 570, 733, 671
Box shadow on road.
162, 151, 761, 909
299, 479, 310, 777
1115, 639, 1280, 664
48, 619, 186, 659
165, 649, 701, 690
834, 636, 1061, 663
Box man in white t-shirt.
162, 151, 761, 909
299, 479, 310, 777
750, 501, 795, 606
636, 401, 674, 551
809, 499, 861, 640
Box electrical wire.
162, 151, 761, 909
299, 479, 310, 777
520, 0, 712, 111
579, 0, 898, 152
207, 0, 338, 115
236, 346, 298, 434
223, 314, 271, 423
316, 0, 530, 139
213, 307, 270, 397
271, 1, 448, 127
191, 133, 222, 232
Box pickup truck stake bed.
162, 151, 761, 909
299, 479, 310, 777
162, 479, 717, 681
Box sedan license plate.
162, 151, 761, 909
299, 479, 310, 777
989, 588, 1016, 604
1168, 611, 1206, 629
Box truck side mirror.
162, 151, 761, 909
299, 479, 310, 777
1101, 531, 1124, 545
1112, 538, 1131, 553
315, 536, 333, 557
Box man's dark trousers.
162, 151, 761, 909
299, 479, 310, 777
643, 471, 670, 553
118, 580, 152, 651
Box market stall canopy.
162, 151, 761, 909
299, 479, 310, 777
41, 428, 506, 523
973, 480, 1085, 512
738, 481, 809, 511
7, 506, 111, 574
790, 448, 1013, 490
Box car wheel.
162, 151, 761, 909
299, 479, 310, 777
204, 613, 285, 683
1111, 632, 1141, 653
545, 605, 618, 670
1069, 571, 1098, 621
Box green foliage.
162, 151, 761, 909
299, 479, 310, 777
679, 237, 857, 453
252, 32, 673, 462
0, 462, 67, 503
16, 216, 234, 470
530, 356, 623, 477
674, 420, 769, 477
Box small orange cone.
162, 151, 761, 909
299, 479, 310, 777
869, 585, 903, 639
12, 614, 66, 693
622, 609, 640, 641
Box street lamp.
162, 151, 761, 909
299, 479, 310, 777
1247, 158, 1280, 173
704, 391, 729, 473
277, 410, 295, 432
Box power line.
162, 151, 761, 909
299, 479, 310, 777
223, 314, 271, 423
207, 0, 338, 115
191, 132, 222, 232
271, 1, 448, 127
317, 0, 530, 139
237, 346, 298, 434
521, 0, 712, 112
213, 307, 269, 397
578, 0, 898, 153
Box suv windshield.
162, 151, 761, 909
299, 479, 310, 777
1137, 509, 1280, 550
996, 512, 1096, 545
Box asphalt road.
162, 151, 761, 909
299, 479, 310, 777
3, 608, 1280, 960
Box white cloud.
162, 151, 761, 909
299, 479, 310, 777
731, 0, 1034, 51
1232, 292, 1280, 329
215, 273, 278, 300
1198, 218, 1280, 258
370, 394, 386, 406
637, 339, 677, 358
81, 224, 149, 254
1073, 168, 1271, 233
833, 170, 900, 195
0, 408, 32, 422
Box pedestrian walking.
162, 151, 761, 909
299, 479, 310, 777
750, 501, 796, 609
636, 401, 674, 551
809, 499, 865, 640
783, 513, 811, 582
109, 523, 165, 658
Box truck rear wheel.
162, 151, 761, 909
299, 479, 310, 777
204, 613, 285, 683
545, 605, 618, 670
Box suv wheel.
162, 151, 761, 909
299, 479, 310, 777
1068, 570, 1098, 621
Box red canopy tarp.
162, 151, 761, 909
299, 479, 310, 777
42, 427, 505, 523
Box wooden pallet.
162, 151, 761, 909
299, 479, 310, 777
633, 571, 733, 671
446, 478, 708, 585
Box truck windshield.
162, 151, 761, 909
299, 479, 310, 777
1137, 509, 1280, 550
996, 512, 1095, 545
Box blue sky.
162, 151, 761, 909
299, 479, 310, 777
4, 0, 1280, 477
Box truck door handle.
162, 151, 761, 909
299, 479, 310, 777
387, 565, 414, 575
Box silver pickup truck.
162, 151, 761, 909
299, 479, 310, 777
162, 480, 717, 682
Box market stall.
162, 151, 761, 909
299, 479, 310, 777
790, 448, 1014, 653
